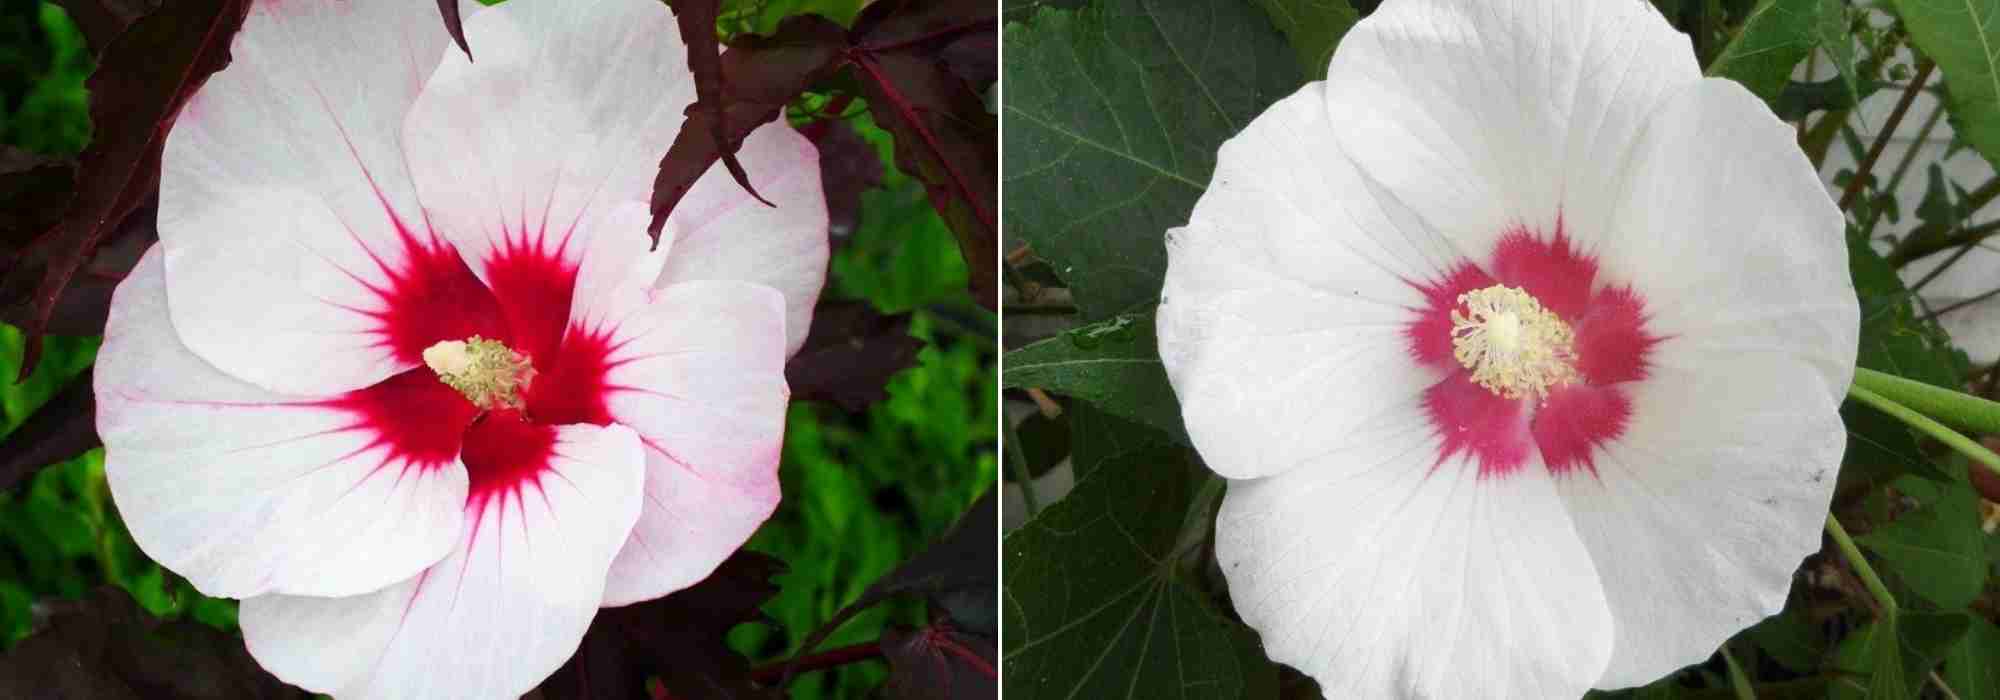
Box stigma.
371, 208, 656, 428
422, 336, 534, 410
1449, 285, 1579, 401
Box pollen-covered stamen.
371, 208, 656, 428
422, 336, 535, 410
1450, 285, 1580, 401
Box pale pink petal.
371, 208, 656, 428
580, 280, 790, 606
1217, 448, 1613, 698
98, 248, 467, 599
159, 0, 461, 395
1324, 0, 1698, 257
653, 123, 830, 355
1568, 79, 1854, 688
402, 0, 824, 359
240, 422, 645, 698
1160, 83, 1442, 481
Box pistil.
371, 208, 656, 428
422, 336, 535, 410
1449, 285, 1579, 401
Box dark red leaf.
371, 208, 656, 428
842, 0, 997, 310
812, 119, 884, 238
0, 145, 76, 249
881, 620, 996, 700
647, 14, 847, 244
792, 493, 996, 668
0, 587, 305, 699
51, 0, 160, 57
0, 369, 96, 493
17, 0, 249, 381
786, 301, 922, 411
436, 0, 470, 60
848, 50, 996, 309
540, 552, 787, 700
4, 200, 154, 336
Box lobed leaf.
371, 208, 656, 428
1003, 1, 1296, 318
0, 587, 301, 699
1707, 0, 1841, 103
785, 301, 925, 411
1251, 0, 1359, 79
880, 618, 997, 700
1002, 445, 1276, 699
1002, 311, 1188, 445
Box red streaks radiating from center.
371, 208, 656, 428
337, 220, 619, 505
1405, 219, 1660, 478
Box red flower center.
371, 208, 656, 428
319, 219, 620, 508
1404, 223, 1661, 478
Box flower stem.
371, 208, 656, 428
1852, 366, 2000, 435
1722, 643, 1757, 700
1825, 514, 1898, 621
749, 640, 884, 684
1847, 381, 2000, 481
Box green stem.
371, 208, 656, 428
1004, 420, 1041, 516
1825, 514, 1898, 620
1852, 366, 2000, 434
1848, 382, 2000, 480
1722, 643, 1757, 700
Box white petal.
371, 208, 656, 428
1218, 453, 1613, 698
98, 248, 467, 599
402, 0, 827, 357
1598, 78, 1855, 378
589, 281, 789, 606
1324, 0, 1699, 255
401, 0, 686, 287
1560, 351, 1845, 688
1161, 83, 1443, 480
1573, 79, 1854, 687
241, 422, 645, 698
160, 0, 458, 395
652, 122, 830, 356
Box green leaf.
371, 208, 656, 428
1889, 0, 2000, 171
1945, 617, 2000, 700
1816, 0, 1860, 104
1002, 445, 1275, 699
1002, 1, 1298, 318
1250, 0, 1358, 78
1068, 402, 1173, 480
1745, 586, 1826, 672
1707, 0, 1838, 101
1002, 311, 1189, 443
1843, 228, 1971, 485
1858, 459, 1988, 609
1833, 612, 1974, 700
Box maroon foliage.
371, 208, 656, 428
812, 119, 885, 238
0, 587, 306, 699
436, 0, 471, 60
786, 301, 924, 411
882, 619, 996, 700
15, 0, 249, 380
541, 552, 787, 700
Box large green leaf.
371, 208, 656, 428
1002, 445, 1275, 699
1843, 228, 1970, 485
1002, 311, 1189, 443
1891, 0, 2000, 170
1707, 0, 1842, 102
1858, 460, 1988, 609
1831, 612, 1972, 700
1250, 0, 1358, 78
1002, 1, 1298, 318
1945, 617, 2000, 700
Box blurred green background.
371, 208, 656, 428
0, 2, 995, 699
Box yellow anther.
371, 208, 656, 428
1449, 285, 1579, 401
422, 336, 534, 410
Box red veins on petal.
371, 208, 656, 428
331, 211, 624, 507
362, 228, 509, 365
1405, 218, 1659, 479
